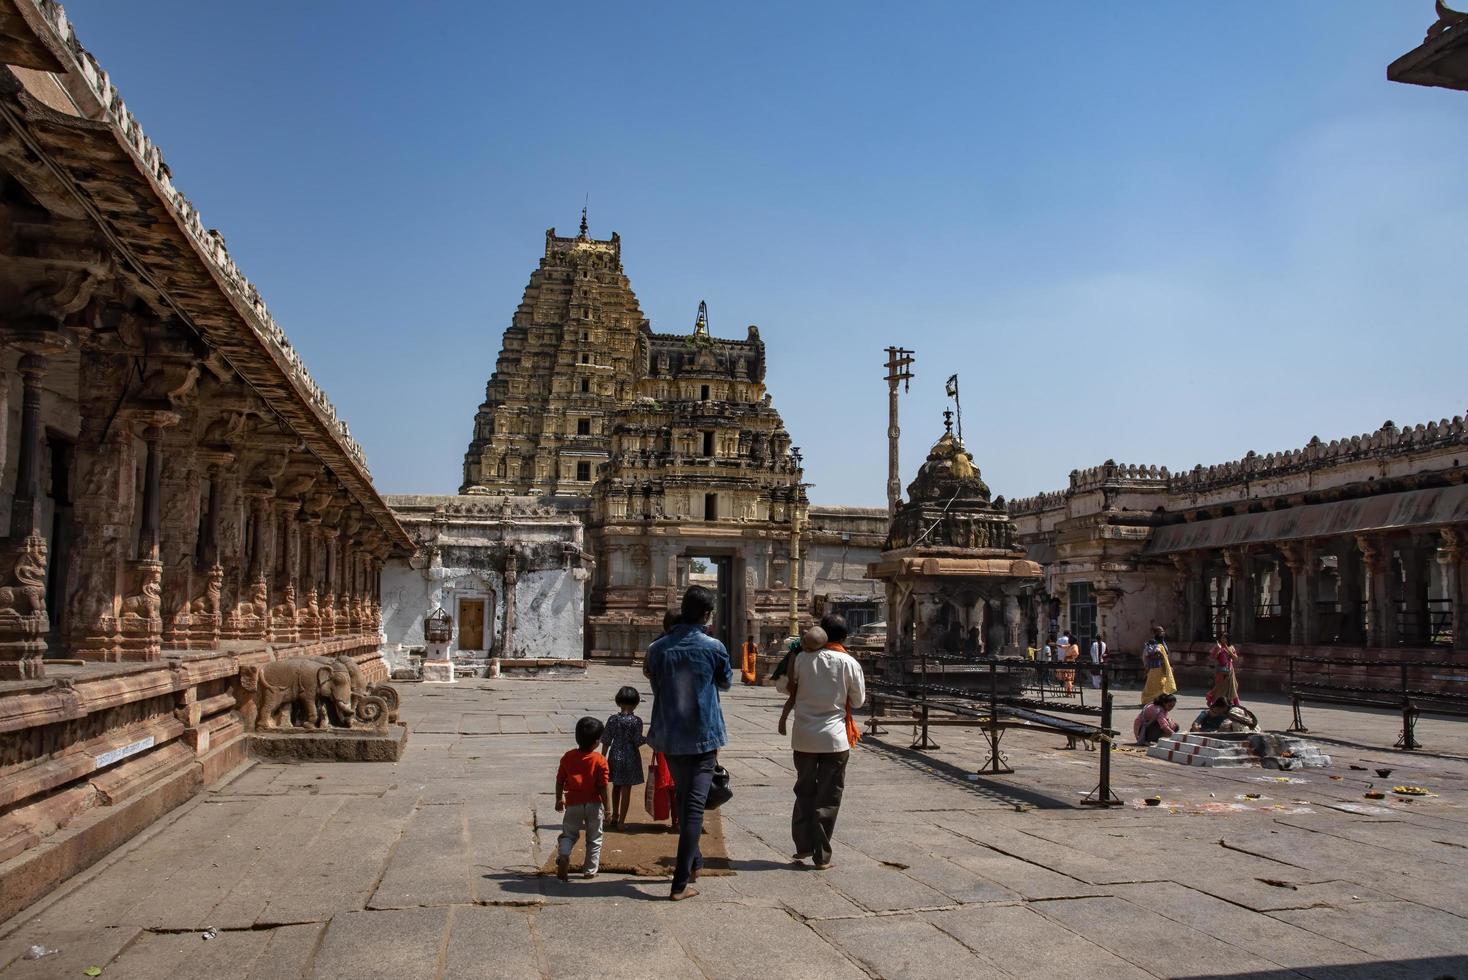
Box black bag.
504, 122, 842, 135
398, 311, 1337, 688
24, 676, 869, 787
705, 764, 733, 810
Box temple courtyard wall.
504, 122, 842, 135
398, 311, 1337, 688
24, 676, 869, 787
1011, 414, 1468, 689
380, 495, 588, 669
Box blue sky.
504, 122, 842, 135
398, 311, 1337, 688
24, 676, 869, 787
65, 2, 1466, 505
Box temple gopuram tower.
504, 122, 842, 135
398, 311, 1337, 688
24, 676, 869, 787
457, 222, 812, 661
461, 212, 645, 496
588, 303, 807, 658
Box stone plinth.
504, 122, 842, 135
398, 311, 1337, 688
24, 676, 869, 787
248, 722, 409, 762
422, 640, 455, 684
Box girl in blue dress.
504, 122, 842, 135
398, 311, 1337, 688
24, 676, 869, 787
601, 686, 645, 829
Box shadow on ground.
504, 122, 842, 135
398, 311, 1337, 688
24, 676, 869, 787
863, 734, 1077, 809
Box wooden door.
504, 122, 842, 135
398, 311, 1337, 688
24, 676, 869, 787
458, 598, 484, 650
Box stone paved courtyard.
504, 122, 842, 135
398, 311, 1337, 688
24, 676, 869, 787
2, 667, 1466, 979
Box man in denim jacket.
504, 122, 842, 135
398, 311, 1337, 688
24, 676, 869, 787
645, 585, 732, 901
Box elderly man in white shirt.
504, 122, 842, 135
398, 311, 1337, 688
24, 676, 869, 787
781, 614, 865, 870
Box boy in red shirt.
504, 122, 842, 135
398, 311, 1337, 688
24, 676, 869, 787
555, 716, 612, 881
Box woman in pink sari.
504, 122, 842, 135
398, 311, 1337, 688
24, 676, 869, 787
1206, 633, 1240, 706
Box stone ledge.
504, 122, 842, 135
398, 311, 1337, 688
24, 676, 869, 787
498, 658, 585, 671
247, 723, 409, 763
0, 742, 206, 923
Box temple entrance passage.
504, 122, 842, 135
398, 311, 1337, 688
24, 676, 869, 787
457, 597, 485, 651
685, 554, 734, 650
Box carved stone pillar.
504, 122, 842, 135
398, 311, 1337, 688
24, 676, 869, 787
213, 461, 248, 641
159, 414, 201, 650
359, 552, 374, 632
501, 546, 519, 658
1357, 534, 1393, 648
367, 554, 383, 634
338, 512, 360, 634
912, 591, 934, 657
1094, 584, 1122, 641
320, 529, 338, 637
120, 417, 177, 661
1437, 529, 1466, 652
187, 454, 230, 649
1223, 547, 1253, 643
1168, 556, 1188, 643
65, 347, 134, 661
1334, 540, 1362, 644
1002, 591, 1023, 656
233, 490, 272, 641
297, 519, 316, 641
1401, 540, 1430, 647
1280, 541, 1317, 647
0, 353, 53, 677
269, 500, 301, 644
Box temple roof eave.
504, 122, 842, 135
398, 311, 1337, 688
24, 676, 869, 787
5, 1, 411, 553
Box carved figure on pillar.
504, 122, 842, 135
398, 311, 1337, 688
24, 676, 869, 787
0, 349, 60, 677
0, 535, 48, 677
118, 559, 163, 659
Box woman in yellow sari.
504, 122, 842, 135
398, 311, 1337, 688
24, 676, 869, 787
1139, 626, 1177, 706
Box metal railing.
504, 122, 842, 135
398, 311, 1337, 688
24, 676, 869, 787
1286, 655, 1468, 749
865, 651, 1122, 806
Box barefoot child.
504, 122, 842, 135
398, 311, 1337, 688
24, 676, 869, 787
555, 716, 612, 881
601, 686, 645, 830
777, 626, 828, 736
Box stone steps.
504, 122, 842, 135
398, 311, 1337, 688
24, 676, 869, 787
1147, 732, 1332, 768
1148, 734, 1254, 767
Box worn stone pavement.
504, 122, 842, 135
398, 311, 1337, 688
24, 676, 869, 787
2, 667, 1467, 979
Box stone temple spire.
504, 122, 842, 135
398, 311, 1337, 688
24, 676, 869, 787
579, 205, 589, 238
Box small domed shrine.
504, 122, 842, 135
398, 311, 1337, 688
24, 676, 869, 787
869, 411, 1043, 661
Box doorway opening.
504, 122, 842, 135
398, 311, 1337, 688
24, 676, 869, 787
457, 596, 488, 651
684, 554, 733, 650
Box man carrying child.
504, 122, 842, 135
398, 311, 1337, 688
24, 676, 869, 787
777, 613, 865, 870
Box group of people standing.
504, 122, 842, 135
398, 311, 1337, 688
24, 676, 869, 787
611, 586, 862, 900
1031, 631, 1109, 695
1139, 625, 1242, 707
1132, 625, 1249, 743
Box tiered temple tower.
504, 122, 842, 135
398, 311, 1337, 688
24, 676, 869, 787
461, 213, 645, 496
587, 304, 808, 657
459, 224, 810, 659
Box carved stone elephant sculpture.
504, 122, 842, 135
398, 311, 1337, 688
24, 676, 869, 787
242, 657, 354, 731
308, 655, 400, 726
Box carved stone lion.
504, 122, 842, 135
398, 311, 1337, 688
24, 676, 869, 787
0, 536, 47, 622
120, 563, 163, 623
190, 564, 223, 616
